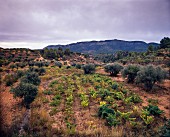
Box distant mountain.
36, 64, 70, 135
45, 39, 159, 54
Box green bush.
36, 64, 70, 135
104, 63, 123, 76
28, 61, 35, 67
22, 72, 41, 86
98, 89, 111, 99
98, 105, 120, 127
4, 70, 26, 86
147, 98, 158, 105
28, 67, 45, 75
55, 61, 62, 68
129, 93, 142, 103
43, 90, 53, 95
82, 64, 96, 74
53, 94, 61, 100
124, 93, 142, 104
75, 64, 81, 69
112, 82, 119, 90
160, 37, 170, 49
114, 92, 124, 100
34, 61, 44, 68
145, 105, 163, 116
98, 104, 115, 119
136, 65, 167, 91
16, 70, 25, 78
5, 74, 17, 86
19, 62, 27, 68
9, 64, 17, 69
122, 64, 140, 83
38, 67, 46, 75
106, 113, 120, 127
50, 100, 61, 107
11, 82, 38, 108
66, 66, 71, 69
44, 61, 50, 67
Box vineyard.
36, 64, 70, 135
0, 42, 170, 136
29, 66, 169, 136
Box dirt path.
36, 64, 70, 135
0, 85, 22, 133
18, 109, 31, 136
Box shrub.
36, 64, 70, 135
106, 113, 120, 127
9, 64, 17, 70
66, 66, 71, 69
50, 100, 61, 107
112, 82, 119, 90
16, 70, 25, 78
44, 61, 50, 67
129, 93, 142, 103
122, 64, 140, 83
5, 74, 17, 86
22, 72, 41, 86
136, 65, 167, 91
11, 82, 38, 108
98, 105, 115, 119
104, 63, 123, 76
124, 93, 142, 105
28, 67, 45, 75
145, 105, 163, 116
160, 37, 170, 49
82, 64, 96, 74
147, 98, 158, 105
114, 92, 124, 100
79, 93, 89, 107
71, 63, 76, 67
98, 105, 119, 127
28, 61, 35, 67
75, 64, 81, 69
38, 67, 46, 75
35, 61, 44, 68
43, 90, 53, 95
19, 62, 27, 68
55, 61, 62, 68
98, 89, 111, 99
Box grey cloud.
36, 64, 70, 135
0, 0, 170, 48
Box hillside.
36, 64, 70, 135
0, 45, 170, 136
45, 39, 159, 54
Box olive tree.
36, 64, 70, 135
83, 64, 96, 74
11, 82, 38, 108
104, 63, 123, 76
136, 65, 167, 91
160, 37, 170, 49
55, 61, 62, 68
22, 72, 41, 86
122, 64, 140, 83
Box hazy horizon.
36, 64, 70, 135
0, 0, 170, 49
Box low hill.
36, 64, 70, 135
45, 39, 159, 54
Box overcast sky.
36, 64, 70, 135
0, 0, 170, 49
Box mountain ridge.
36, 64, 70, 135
45, 39, 159, 54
